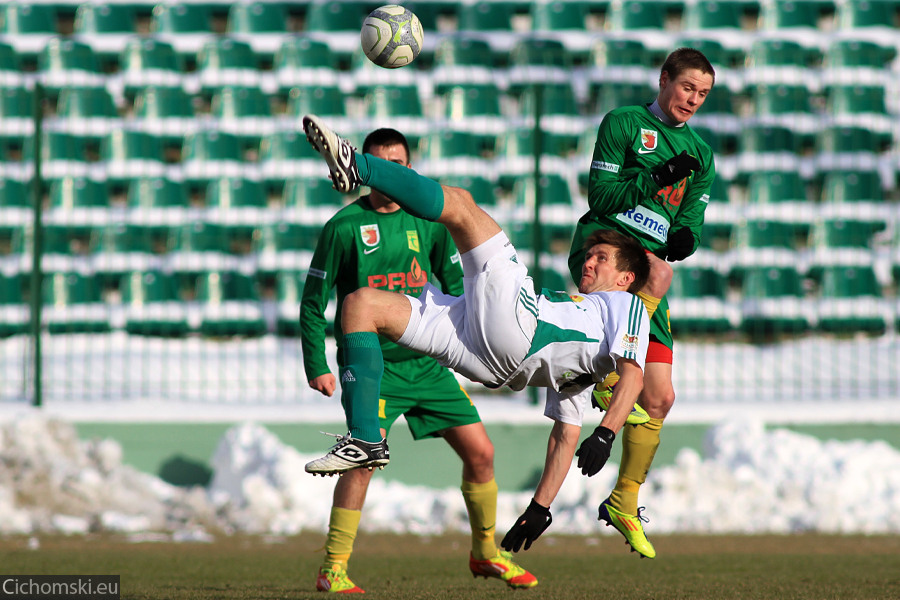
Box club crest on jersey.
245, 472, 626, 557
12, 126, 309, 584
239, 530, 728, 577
622, 333, 640, 352
407, 230, 420, 252
640, 128, 658, 152
360, 224, 380, 247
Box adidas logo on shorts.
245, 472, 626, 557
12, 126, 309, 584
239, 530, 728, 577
341, 370, 356, 383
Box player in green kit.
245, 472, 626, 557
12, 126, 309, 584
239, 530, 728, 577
568, 48, 717, 559
300, 128, 537, 592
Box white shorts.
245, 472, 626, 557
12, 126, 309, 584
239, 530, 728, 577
398, 232, 537, 386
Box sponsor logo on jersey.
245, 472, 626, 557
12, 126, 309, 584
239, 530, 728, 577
639, 128, 658, 152
309, 268, 326, 279
591, 160, 620, 173
451, 251, 461, 264
615, 205, 669, 243
364, 247, 379, 254
699, 193, 710, 204
360, 224, 380, 247
406, 230, 420, 252
569, 294, 585, 302
368, 257, 428, 291
621, 333, 640, 352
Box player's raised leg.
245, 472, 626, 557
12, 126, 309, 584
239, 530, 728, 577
303, 114, 500, 254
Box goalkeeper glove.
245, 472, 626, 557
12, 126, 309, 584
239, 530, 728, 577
575, 425, 615, 477
650, 151, 701, 188
664, 227, 695, 261
501, 499, 552, 552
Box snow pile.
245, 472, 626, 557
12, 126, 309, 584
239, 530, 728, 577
1, 415, 899, 537
0, 415, 216, 536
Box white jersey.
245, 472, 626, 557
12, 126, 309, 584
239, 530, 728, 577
503, 289, 649, 392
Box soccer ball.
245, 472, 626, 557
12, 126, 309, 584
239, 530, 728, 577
360, 5, 424, 69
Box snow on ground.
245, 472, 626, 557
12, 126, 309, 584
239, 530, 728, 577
1, 414, 898, 538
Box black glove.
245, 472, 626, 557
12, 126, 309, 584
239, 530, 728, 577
650, 151, 701, 188
501, 499, 552, 552
664, 227, 695, 261
575, 425, 615, 477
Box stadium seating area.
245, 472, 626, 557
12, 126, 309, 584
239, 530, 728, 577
1, 0, 899, 340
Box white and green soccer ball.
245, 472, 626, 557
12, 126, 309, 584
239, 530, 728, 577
360, 4, 424, 69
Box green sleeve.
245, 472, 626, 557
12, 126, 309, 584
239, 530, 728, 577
587, 111, 659, 216
300, 219, 344, 382
670, 147, 716, 258
429, 224, 464, 296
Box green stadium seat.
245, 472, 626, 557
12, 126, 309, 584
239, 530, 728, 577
133, 86, 196, 138
437, 175, 498, 206
729, 218, 810, 275
682, 0, 747, 29
49, 176, 109, 210
73, 3, 137, 56
518, 84, 581, 118
119, 39, 185, 98
166, 222, 247, 278
811, 219, 885, 250
457, 1, 517, 31
120, 270, 190, 337
825, 84, 887, 115
815, 265, 886, 335
675, 36, 744, 70
127, 177, 189, 210
820, 170, 883, 203
258, 130, 322, 184
746, 38, 818, 67
365, 85, 423, 118
38, 38, 105, 92
837, 0, 900, 28
254, 222, 320, 270
736, 219, 808, 249
211, 86, 273, 142
740, 125, 801, 154
592, 83, 657, 114
0, 4, 56, 55
590, 37, 653, 68
28, 131, 97, 182
514, 174, 574, 207
746, 171, 808, 203
531, 0, 599, 31
150, 4, 215, 58
813, 125, 888, 174
90, 223, 165, 286
497, 127, 577, 159
506, 220, 576, 255
668, 266, 735, 335
0, 271, 28, 337
507, 38, 573, 92
608, 0, 674, 29
55, 87, 119, 135
285, 85, 346, 118
274, 38, 339, 91
0, 40, 22, 73
419, 130, 487, 161
739, 265, 810, 340
304, 0, 368, 31
275, 270, 306, 336
102, 129, 167, 171
750, 84, 816, 128
181, 130, 245, 185
0, 177, 28, 208
0, 87, 34, 142
824, 38, 895, 69
761, 0, 835, 29
227, 2, 288, 34
205, 177, 268, 210
196, 270, 267, 337
282, 177, 345, 209
196, 38, 262, 95
431, 36, 497, 91
42, 271, 112, 334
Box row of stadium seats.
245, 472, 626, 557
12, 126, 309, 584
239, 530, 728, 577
4, 1, 900, 42
3, 260, 898, 339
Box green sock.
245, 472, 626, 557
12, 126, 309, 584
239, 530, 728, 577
341, 332, 384, 443
356, 153, 444, 221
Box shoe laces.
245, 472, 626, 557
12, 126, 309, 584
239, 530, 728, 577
319, 431, 352, 450
635, 506, 650, 525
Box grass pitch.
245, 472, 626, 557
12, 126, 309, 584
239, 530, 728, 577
1, 533, 898, 599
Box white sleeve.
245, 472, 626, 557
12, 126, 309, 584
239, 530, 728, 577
606, 294, 650, 372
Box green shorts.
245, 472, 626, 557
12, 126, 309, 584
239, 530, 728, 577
378, 355, 481, 440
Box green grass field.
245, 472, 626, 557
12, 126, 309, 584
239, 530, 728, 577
1, 533, 898, 599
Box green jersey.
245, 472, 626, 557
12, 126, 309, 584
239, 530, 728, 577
574, 103, 716, 257
300, 196, 463, 381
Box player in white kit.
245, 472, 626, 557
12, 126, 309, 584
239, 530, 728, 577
301, 115, 655, 552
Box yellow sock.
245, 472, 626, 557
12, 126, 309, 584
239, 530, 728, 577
461, 478, 499, 560
323, 507, 362, 568
610, 417, 664, 515
636, 292, 660, 320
